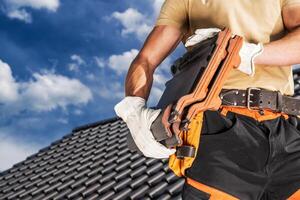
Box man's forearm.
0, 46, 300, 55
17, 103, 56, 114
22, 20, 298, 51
125, 56, 155, 100
254, 27, 300, 66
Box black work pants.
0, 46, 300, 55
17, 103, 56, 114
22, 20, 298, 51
183, 110, 300, 200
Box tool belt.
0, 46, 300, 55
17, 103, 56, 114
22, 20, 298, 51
220, 88, 300, 116
127, 28, 243, 158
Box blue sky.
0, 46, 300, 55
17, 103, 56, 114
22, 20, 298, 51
0, 0, 185, 171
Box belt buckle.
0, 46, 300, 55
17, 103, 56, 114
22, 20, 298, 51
247, 87, 261, 111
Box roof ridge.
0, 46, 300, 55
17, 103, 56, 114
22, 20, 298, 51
72, 117, 120, 133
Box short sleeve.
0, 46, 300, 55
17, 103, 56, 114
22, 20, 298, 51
155, 0, 189, 33
282, 0, 300, 7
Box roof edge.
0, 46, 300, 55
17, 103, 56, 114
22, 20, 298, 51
72, 116, 120, 133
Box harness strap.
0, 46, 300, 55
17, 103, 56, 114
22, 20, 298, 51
219, 106, 289, 122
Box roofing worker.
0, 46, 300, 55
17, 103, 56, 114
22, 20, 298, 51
115, 1, 300, 199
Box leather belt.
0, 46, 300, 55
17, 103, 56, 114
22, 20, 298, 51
220, 87, 300, 116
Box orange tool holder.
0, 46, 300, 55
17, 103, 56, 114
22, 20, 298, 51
127, 28, 243, 159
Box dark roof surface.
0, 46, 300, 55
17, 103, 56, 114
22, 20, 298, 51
0, 118, 184, 200
0, 69, 300, 200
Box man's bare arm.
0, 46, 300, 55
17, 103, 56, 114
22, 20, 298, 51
254, 5, 300, 66
125, 26, 183, 100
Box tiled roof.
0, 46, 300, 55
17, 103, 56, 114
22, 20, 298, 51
0, 118, 184, 200
0, 69, 300, 200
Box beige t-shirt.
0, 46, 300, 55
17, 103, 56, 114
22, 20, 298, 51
156, 0, 300, 95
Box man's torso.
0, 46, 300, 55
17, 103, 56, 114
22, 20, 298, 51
156, 0, 295, 95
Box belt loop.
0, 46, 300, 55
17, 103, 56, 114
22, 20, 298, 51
219, 106, 229, 117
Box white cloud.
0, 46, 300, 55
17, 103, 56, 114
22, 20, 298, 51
57, 118, 68, 124
149, 58, 171, 105
73, 109, 83, 115
7, 9, 32, 23
8, 0, 60, 11
154, 73, 168, 86
149, 72, 169, 105
71, 54, 85, 65
108, 49, 139, 75
3, 0, 60, 23
152, 0, 165, 17
94, 56, 105, 68
68, 54, 85, 72
0, 59, 93, 113
86, 73, 96, 81
99, 81, 124, 100
0, 133, 39, 171
148, 86, 164, 106
21, 73, 93, 112
0, 60, 19, 103
110, 0, 165, 40
68, 63, 79, 72
112, 8, 152, 40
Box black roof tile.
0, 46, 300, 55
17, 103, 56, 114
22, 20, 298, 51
147, 171, 166, 186
67, 185, 86, 199
157, 194, 172, 200
114, 168, 131, 181
130, 174, 149, 189
97, 180, 116, 194
98, 190, 115, 200
57, 179, 75, 191
115, 160, 131, 172
130, 185, 150, 199
102, 163, 117, 174
100, 171, 117, 183
85, 173, 102, 186
53, 188, 72, 200
148, 181, 169, 198
167, 179, 185, 196
111, 188, 132, 200
43, 190, 59, 200
70, 177, 89, 189
113, 177, 132, 191
146, 162, 164, 175
87, 166, 103, 176
82, 183, 101, 197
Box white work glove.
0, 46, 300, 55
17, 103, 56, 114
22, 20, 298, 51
114, 96, 176, 159
185, 28, 264, 76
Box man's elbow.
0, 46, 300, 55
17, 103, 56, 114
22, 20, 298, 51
130, 54, 156, 74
